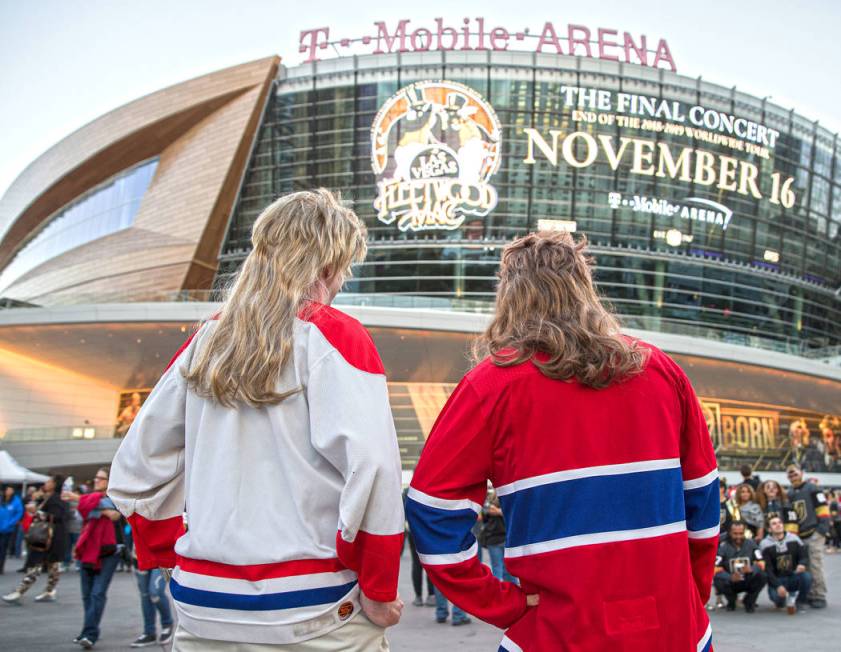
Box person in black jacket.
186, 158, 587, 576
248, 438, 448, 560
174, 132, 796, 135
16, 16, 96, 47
2, 474, 68, 604
787, 464, 830, 608
759, 515, 811, 614
713, 521, 767, 612
740, 464, 761, 491
481, 490, 516, 583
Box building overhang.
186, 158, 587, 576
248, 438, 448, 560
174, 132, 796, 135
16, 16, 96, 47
1, 301, 839, 381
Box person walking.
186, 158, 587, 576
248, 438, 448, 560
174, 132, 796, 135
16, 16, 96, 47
406, 231, 719, 651
0, 486, 24, 574
108, 189, 404, 650
481, 491, 516, 583
2, 475, 68, 604
128, 547, 174, 647
68, 467, 123, 649
63, 483, 83, 571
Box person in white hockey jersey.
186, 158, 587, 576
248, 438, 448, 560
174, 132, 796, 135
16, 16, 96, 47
107, 189, 404, 651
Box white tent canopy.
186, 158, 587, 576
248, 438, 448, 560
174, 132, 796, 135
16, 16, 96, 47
0, 450, 50, 484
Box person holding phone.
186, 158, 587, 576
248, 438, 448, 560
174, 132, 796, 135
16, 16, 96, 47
713, 521, 767, 612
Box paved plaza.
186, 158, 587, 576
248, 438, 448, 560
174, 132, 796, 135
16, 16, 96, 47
1, 553, 838, 651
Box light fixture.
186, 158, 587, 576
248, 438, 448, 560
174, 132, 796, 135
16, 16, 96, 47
665, 229, 683, 247
763, 249, 780, 263
653, 229, 693, 246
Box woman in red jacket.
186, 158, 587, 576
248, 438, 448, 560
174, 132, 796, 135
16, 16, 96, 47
406, 231, 719, 652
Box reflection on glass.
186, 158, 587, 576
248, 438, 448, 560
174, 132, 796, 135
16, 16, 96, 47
215, 56, 841, 353
0, 158, 159, 292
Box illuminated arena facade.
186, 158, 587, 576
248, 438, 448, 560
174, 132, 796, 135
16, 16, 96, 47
218, 50, 841, 355
1, 45, 840, 479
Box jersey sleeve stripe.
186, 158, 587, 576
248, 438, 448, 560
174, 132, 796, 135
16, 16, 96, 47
498, 634, 525, 652
697, 623, 713, 652
417, 541, 479, 566
683, 468, 719, 491
684, 478, 721, 533
405, 497, 479, 556
406, 487, 482, 513
687, 525, 720, 540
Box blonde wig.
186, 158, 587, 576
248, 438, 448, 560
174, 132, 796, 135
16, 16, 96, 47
184, 189, 366, 407
475, 230, 648, 388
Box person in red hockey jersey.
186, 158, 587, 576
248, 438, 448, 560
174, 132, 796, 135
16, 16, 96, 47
406, 230, 719, 651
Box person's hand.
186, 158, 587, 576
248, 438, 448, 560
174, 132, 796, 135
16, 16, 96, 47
360, 591, 403, 627
795, 564, 807, 574
101, 509, 122, 522
731, 571, 743, 583
526, 594, 540, 607
777, 586, 788, 598
61, 491, 80, 502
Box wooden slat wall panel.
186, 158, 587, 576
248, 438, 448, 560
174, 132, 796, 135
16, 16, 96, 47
0, 56, 280, 303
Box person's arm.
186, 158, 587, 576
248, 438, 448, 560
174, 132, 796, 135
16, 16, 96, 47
96, 496, 122, 522
107, 332, 196, 570
307, 340, 404, 605
795, 537, 809, 572
784, 507, 800, 535
749, 543, 765, 574
812, 487, 832, 537
761, 546, 780, 587
406, 378, 528, 629
10, 496, 23, 524
677, 372, 720, 605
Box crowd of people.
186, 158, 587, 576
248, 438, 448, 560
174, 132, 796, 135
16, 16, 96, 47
789, 416, 841, 473
712, 463, 837, 615
1, 190, 839, 650
0, 469, 173, 649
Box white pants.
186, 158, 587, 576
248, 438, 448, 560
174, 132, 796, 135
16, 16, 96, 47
171, 613, 389, 651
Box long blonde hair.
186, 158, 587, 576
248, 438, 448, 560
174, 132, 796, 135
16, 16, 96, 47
185, 189, 366, 407
474, 230, 648, 388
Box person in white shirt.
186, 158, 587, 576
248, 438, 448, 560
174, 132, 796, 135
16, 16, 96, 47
108, 188, 404, 651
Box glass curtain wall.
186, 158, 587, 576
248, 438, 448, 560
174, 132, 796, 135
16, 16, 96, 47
217, 53, 840, 353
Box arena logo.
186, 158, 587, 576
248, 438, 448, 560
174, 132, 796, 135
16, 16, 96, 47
608, 193, 734, 230
300, 19, 676, 72
371, 81, 502, 232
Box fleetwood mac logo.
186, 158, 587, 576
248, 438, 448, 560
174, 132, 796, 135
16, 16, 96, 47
371, 81, 502, 231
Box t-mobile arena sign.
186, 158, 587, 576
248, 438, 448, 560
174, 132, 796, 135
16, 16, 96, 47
299, 18, 677, 72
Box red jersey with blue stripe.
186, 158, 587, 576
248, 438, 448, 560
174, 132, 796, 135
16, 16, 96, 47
108, 303, 404, 644
407, 342, 718, 652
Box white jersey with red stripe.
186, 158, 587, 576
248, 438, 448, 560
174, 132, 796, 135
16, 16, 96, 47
108, 302, 404, 644
406, 342, 719, 652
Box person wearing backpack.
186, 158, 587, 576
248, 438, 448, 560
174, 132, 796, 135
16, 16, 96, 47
2, 474, 68, 604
